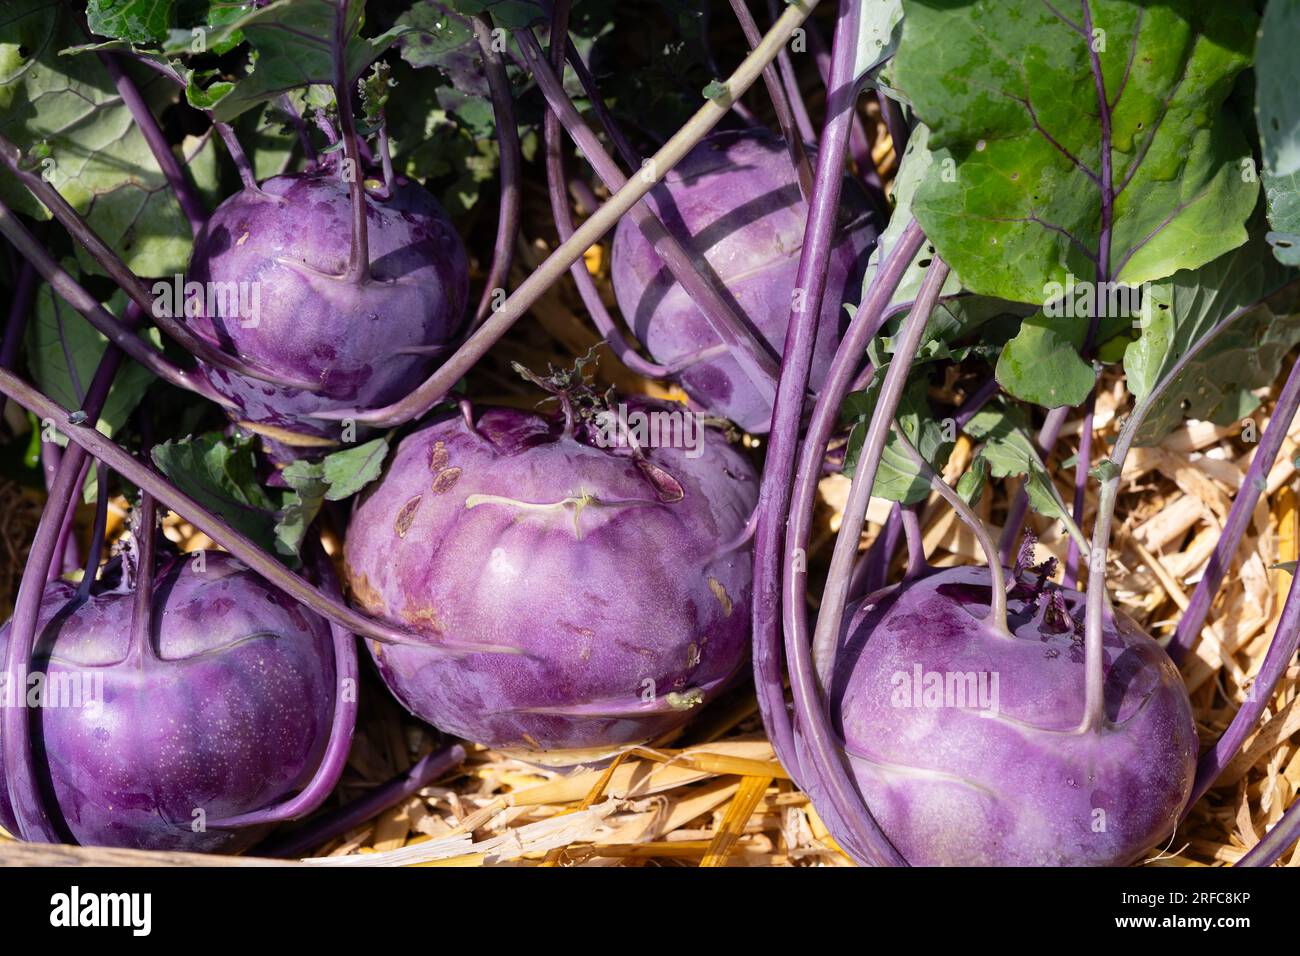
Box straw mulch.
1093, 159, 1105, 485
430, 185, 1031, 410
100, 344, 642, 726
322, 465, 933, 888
2, 115, 1298, 868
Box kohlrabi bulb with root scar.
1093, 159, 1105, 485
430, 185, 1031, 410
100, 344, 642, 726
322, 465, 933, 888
610, 129, 879, 434
184, 171, 468, 450
0, 553, 336, 852
826, 564, 1197, 866
342, 396, 758, 760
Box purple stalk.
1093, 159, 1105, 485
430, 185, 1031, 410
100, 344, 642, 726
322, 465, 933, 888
852, 502, 901, 597
751, 0, 912, 867
1238, 796, 1300, 867
2, 317, 132, 842
125, 491, 157, 670
805, 16, 876, 183
808, 256, 952, 686
1167, 357, 1300, 665
727, 0, 815, 199
216, 122, 259, 192
76, 461, 109, 600
333, 3, 369, 285
0, 138, 324, 392
560, 179, 678, 377
1062, 390, 1096, 588
0, 364, 518, 657
539, 7, 671, 379
255, 742, 467, 859
280, 94, 319, 166
304, 0, 821, 428
44, 444, 83, 577
206, 545, 359, 828
0, 259, 36, 368
900, 505, 926, 579
1187, 573, 1300, 808
516, 29, 781, 402
469, 13, 523, 328
0, 203, 236, 407
97, 51, 206, 236
766, 0, 816, 144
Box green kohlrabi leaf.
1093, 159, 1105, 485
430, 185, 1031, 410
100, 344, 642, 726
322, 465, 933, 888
1255, 0, 1300, 266
963, 403, 1073, 525
86, 0, 174, 45
0, 1, 201, 276
854, 0, 903, 84
842, 375, 953, 505
1124, 228, 1300, 445
275, 437, 390, 555
152, 432, 283, 557
995, 313, 1096, 409
25, 282, 158, 441
892, 0, 1259, 305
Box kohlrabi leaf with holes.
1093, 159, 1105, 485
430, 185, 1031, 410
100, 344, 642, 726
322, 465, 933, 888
892, 0, 1259, 306
177, 0, 411, 122
1255, 0, 1300, 266
842, 375, 953, 505
1125, 229, 1300, 446
0, 1, 201, 275
854, 0, 902, 83
25, 283, 158, 441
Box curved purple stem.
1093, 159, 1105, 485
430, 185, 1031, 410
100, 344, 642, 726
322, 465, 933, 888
1168, 358, 1300, 665
809, 256, 950, 687
279, 94, 319, 166
2, 313, 132, 842
334, 22, 370, 285
766, 0, 816, 144
46, 445, 84, 578
205, 545, 359, 829
470, 13, 523, 328
0, 209, 235, 406
1238, 796, 1300, 867
0, 259, 36, 368
727, 0, 815, 199
125, 492, 158, 669
516, 29, 781, 403
0, 142, 324, 393
255, 742, 467, 859
1186, 570, 1300, 809
97, 51, 207, 236
216, 122, 259, 192
539, 9, 672, 379
559, 179, 675, 377
752, 0, 912, 867
76, 461, 109, 601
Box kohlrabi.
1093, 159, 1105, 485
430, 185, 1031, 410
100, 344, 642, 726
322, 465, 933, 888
610, 129, 879, 433
343, 391, 758, 759
185, 171, 469, 452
